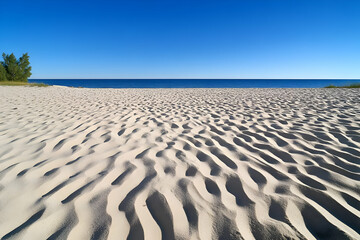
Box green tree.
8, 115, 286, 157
0, 64, 7, 81
18, 53, 32, 82
2, 53, 21, 81
1, 53, 32, 82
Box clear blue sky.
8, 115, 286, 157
1, 0, 359, 79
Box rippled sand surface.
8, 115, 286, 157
0, 86, 359, 240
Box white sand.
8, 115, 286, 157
0, 86, 359, 240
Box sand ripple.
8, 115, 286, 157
0, 87, 359, 239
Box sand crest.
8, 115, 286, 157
0, 86, 359, 240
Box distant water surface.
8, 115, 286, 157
29, 79, 360, 88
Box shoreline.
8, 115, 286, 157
3, 84, 360, 90
27, 79, 360, 89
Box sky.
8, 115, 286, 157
1, 0, 359, 79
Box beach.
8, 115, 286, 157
0, 86, 359, 239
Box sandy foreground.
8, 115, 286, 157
0, 86, 359, 240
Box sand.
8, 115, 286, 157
0, 86, 359, 240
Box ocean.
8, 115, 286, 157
28, 79, 360, 88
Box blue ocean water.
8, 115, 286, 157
28, 79, 360, 88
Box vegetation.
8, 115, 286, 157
0, 81, 49, 87
0, 53, 46, 86
0, 53, 32, 82
325, 83, 360, 88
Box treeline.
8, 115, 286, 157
0, 53, 32, 82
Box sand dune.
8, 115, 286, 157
0, 86, 359, 240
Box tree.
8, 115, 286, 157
2, 53, 21, 81
0, 64, 7, 81
1, 53, 32, 82
18, 53, 32, 82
